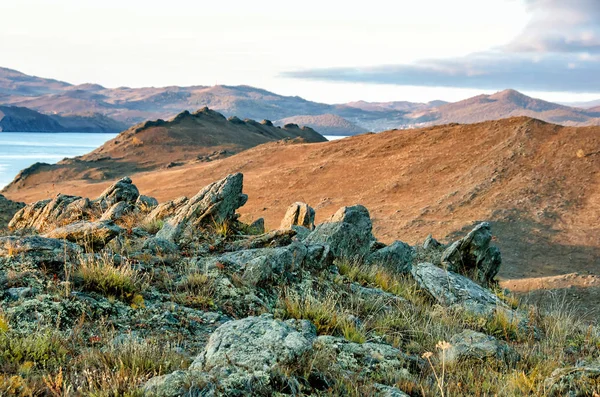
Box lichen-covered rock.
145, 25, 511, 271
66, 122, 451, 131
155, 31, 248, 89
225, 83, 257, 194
374, 384, 411, 397
224, 229, 296, 251
100, 201, 134, 221
145, 196, 189, 223
8, 194, 87, 232
44, 220, 123, 250
0, 235, 82, 264
0, 194, 25, 229
142, 237, 180, 255
544, 359, 600, 397
190, 314, 316, 372
411, 262, 510, 318
94, 176, 140, 210
446, 330, 520, 365
136, 195, 159, 212
366, 240, 415, 273
280, 202, 316, 230
441, 222, 501, 286
423, 234, 441, 250
157, 173, 248, 242
305, 205, 375, 259
143, 370, 215, 397
248, 218, 265, 234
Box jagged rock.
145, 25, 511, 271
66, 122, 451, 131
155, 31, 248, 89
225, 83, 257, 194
94, 176, 140, 210
441, 222, 502, 286
143, 370, 215, 397
544, 359, 600, 397
249, 218, 265, 234
304, 205, 375, 259
156, 173, 248, 242
145, 196, 189, 223
137, 195, 159, 212
423, 234, 441, 250
446, 330, 520, 365
190, 314, 316, 372
142, 237, 179, 255
100, 201, 134, 221
411, 262, 512, 318
366, 240, 415, 273
280, 202, 316, 230
224, 229, 296, 251
8, 194, 88, 232
313, 336, 414, 383
44, 220, 123, 250
0, 235, 82, 264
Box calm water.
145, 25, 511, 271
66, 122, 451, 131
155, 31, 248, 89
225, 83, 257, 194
0, 133, 117, 189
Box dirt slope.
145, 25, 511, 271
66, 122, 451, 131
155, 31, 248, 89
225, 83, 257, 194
4, 117, 600, 313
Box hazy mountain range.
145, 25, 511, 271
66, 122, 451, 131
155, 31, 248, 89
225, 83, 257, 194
2, 66, 600, 134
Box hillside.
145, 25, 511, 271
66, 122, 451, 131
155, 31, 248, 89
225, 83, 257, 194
0, 105, 126, 133
3, 107, 326, 187
275, 114, 368, 135
408, 89, 600, 126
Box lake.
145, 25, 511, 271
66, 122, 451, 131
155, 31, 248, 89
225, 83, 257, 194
0, 132, 117, 189
0, 133, 348, 190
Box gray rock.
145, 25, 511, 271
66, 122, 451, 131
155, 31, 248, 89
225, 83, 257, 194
366, 240, 415, 274
157, 173, 248, 242
224, 229, 296, 251
544, 359, 600, 397
145, 196, 189, 223
411, 262, 511, 318
0, 235, 82, 264
142, 237, 179, 255
8, 194, 88, 232
6, 287, 35, 300
291, 225, 311, 240
374, 384, 411, 397
190, 313, 316, 372
248, 218, 265, 234
143, 370, 215, 397
94, 176, 140, 210
446, 329, 520, 365
280, 202, 316, 230
441, 222, 501, 286
423, 234, 441, 250
304, 205, 375, 259
137, 195, 159, 212
44, 220, 123, 250
100, 201, 134, 221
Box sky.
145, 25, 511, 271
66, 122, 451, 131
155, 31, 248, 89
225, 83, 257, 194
1, 0, 599, 104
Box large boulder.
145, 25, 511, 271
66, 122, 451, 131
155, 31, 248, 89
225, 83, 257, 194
366, 240, 415, 274
441, 222, 501, 286
410, 262, 514, 318
445, 330, 520, 365
0, 236, 82, 264
94, 176, 140, 210
190, 314, 316, 372
280, 202, 315, 230
156, 173, 248, 242
304, 205, 375, 259
100, 201, 134, 222
44, 220, 123, 250
136, 195, 159, 212
8, 194, 89, 232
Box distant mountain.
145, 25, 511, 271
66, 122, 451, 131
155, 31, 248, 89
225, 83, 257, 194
275, 114, 368, 135
2, 67, 600, 132
406, 89, 600, 127
4, 107, 327, 188
0, 105, 127, 133
561, 99, 600, 109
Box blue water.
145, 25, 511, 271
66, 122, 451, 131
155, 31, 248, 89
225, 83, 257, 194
0, 133, 117, 189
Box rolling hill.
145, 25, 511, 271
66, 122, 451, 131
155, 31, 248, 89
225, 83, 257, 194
274, 114, 368, 135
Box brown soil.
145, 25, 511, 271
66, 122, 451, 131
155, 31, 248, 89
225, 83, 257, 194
4, 117, 600, 316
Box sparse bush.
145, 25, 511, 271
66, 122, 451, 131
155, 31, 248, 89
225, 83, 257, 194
174, 271, 216, 310
75, 256, 144, 303
140, 219, 164, 235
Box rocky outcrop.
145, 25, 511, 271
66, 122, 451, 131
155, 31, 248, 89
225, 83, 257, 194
544, 359, 600, 397
156, 173, 248, 242
8, 194, 88, 232
304, 205, 375, 259
366, 240, 414, 273
410, 262, 513, 318
446, 329, 520, 365
280, 202, 315, 230
0, 235, 81, 264
94, 176, 140, 210
136, 195, 159, 211
44, 220, 123, 250
100, 201, 134, 222
441, 222, 501, 286
224, 229, 296, 251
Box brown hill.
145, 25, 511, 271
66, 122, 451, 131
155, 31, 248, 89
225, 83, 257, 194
275, 114, 368, 135
409, 89, 600, 126
4, 107, 326, 188
4, 116, 599, 312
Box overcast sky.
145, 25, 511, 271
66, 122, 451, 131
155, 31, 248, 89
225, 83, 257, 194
1, 0, 598, 103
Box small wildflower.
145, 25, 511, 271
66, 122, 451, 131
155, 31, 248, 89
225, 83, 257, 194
422, 351, 433, 359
